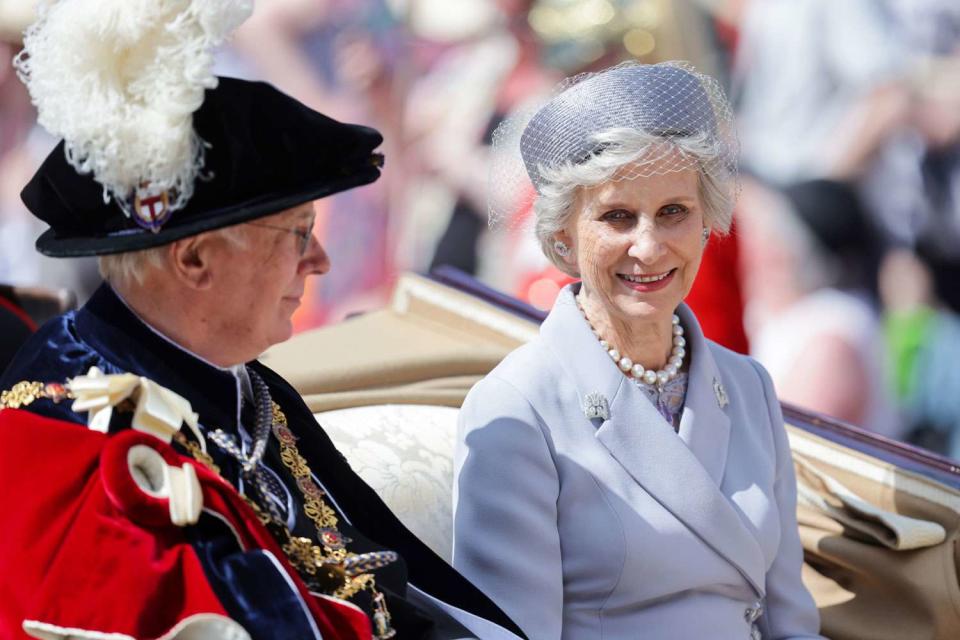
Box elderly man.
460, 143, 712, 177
0, 4, 521, 640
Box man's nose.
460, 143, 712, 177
301, 233, 331, 275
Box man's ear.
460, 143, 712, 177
168, 235, 213, 290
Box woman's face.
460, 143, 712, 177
560, 165, 707, 326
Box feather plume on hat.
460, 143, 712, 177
14, 0, 253, 218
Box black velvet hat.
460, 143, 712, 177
22, 77, 384, 257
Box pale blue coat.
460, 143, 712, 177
452, 285, 823, 640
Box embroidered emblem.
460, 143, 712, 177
132, 183, 172, 233
320, 528, 346, 550
582, 391, 609, 421
713, 377, 729, 408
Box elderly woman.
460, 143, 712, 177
452, 62, 823, 640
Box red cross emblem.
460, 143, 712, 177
132, 185, 172, 232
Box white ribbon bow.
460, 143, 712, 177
68, 367, 205, 452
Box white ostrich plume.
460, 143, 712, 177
15, 0, 254, 214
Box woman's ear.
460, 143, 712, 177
168, 236, 213, 290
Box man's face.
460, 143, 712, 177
206, 202, 329, 359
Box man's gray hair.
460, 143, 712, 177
533, 128, 735, 276
97, 224, 251, 286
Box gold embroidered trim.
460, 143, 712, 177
180, 399, 394, 637
270, 402, 376, 601
1, 381, 72, 409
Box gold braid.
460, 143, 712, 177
1, 381, 72, 408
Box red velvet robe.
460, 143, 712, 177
0, 408, 371, 640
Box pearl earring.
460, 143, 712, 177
554, 240, 571, 257
701, 228, 710, 243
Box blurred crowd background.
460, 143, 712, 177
2, 0, 960, 457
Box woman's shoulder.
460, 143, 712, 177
487, 335, 560, 384
703, 341, 789, 458
464, 337, 565, 410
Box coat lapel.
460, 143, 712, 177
540, 286, 765, 596
675, 303, 731, 487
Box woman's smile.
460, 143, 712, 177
617, 269, 677, 292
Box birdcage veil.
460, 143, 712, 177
487, 60, 739, 231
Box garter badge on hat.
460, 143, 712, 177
131, 184, 173, 233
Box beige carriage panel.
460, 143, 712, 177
787, 425, 960, 640
263, 274, 535, 412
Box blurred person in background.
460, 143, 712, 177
740, 178, 899, 438
733, 0, 906, 187
427, 0, 557, 280
845, 54, 960, 280
398, 0, 557, 290
882, 243, 960, 458
734, 0, 960, 315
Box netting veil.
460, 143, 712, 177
488, 60, 739, 229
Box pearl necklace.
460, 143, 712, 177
578, 301, 686, 388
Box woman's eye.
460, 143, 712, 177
660, 204, 688, 217
601, 209, 632, 221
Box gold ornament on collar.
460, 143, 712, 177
1, 380, 72, 409
1, 367, 205, 451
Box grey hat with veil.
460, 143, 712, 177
488, 61, 739, 229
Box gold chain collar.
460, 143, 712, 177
182, 400, 397, 639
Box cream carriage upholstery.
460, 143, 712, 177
262, 274, 960, 640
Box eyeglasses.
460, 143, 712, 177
248, 219, 314, 256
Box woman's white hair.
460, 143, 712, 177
533, 128, 736, 276
98, 224, 250, 287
